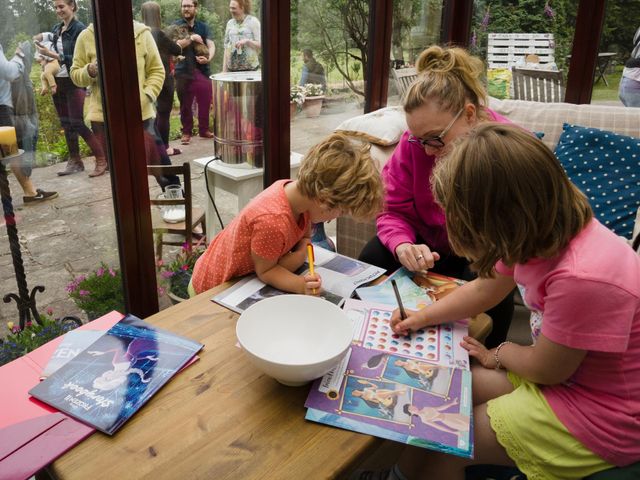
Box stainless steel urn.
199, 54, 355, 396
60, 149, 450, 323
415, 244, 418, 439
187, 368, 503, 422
211, 71, 263, 168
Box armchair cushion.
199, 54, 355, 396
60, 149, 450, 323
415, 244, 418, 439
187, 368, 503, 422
335, 106, 407, 146
555, 123, 640, 239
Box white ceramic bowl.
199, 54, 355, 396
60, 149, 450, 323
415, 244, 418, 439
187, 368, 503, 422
236, 295, 353, 386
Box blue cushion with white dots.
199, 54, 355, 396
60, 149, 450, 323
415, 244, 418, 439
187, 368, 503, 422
554, 123, 640, 239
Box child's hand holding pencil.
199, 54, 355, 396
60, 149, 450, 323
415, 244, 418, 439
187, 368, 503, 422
304, 244, 322, 296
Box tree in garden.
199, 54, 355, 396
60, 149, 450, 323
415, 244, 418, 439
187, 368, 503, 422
391, 0, 422, 68
600, 0, 640, 59
296, 0, 369, 97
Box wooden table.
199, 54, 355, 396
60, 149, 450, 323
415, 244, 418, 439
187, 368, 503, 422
566, 52, 617, 87
48, 287, 490, 479
595, 52, 616, 86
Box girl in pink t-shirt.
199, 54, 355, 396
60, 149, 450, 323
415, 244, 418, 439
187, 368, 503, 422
374, 124, 640, 480
192, 132, 383, 295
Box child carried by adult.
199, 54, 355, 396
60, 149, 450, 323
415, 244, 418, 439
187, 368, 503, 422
33, 32, 60, 95
191, 132, 384, 296
364, 123, 640, 480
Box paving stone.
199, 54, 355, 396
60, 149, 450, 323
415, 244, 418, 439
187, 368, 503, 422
0, 104, 362, 341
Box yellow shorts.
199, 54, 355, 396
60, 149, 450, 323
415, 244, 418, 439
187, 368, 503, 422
187, 278, 197, 298
486, 372, 613, 480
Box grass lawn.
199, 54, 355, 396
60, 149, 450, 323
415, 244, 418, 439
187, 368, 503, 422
591, 65, 623, 103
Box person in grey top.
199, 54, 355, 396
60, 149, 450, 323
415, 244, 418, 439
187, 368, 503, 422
0, 42, 57, 203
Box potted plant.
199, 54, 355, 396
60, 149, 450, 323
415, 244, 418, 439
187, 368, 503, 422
159, 241, 206, 304
302, 83, 325, 118
66, 263, 126, 320
0, 310, 81, 366
290, 85, 306, 118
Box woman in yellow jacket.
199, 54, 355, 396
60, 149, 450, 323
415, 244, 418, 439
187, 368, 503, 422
70, 21, 179, 187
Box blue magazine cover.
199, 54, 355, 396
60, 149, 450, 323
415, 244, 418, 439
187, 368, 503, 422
29, 314, 203, 435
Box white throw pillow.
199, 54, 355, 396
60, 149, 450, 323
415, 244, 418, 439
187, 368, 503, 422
335, 106, 407, 146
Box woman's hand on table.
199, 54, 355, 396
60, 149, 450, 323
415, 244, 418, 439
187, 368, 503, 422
395, 243, 440, 273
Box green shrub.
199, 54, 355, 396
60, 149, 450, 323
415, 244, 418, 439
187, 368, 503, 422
0, 313, 80, 366
67, 263, 125, 319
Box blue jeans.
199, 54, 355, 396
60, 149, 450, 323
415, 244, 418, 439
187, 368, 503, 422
619, 76, 640, 107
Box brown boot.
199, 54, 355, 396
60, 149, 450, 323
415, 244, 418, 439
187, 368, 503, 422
57, 156, 85, 176
88, 157, 108, 177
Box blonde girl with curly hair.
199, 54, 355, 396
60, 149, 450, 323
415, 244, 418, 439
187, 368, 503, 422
192, 132, 383, 294
358, 44, 519, 349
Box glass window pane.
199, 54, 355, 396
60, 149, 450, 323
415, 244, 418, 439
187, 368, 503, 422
387, 0, 443, 106
470, 0, 578, 104
291, 1, 371, 245
1, 0, 124, 336
139, 0, 265, 302
595, 3, 639, 105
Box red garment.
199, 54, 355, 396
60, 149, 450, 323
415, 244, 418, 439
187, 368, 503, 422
192, 180, 310, 292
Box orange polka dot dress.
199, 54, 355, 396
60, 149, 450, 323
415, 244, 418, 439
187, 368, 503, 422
192, 180, 310, 293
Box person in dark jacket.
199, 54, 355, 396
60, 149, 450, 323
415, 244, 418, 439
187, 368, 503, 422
141, 1, 191, 156
299, 49, 326, 92
36, 0, 106, 177
173, 0, 215, 145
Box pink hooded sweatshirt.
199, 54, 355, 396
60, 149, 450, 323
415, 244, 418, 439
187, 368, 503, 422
377, 108, 511, 258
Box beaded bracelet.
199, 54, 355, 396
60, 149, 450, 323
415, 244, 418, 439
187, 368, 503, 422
494, 341, 512, 370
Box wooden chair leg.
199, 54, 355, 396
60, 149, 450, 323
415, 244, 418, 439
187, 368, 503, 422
155, 232, 163, 261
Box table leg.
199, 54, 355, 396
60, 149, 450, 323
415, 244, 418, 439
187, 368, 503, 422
596, 60, 610, 87
0, 162, 44, 329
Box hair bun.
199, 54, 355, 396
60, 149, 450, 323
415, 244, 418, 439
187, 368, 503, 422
416, 46, 455, 74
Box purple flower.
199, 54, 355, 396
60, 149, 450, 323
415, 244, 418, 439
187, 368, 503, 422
96, 267, 105, 277
157, 286, 166, 296
481, 7, 490, 30
79, 290, 90, 296
161, 271, 174, 279
11, 326, 20, 334
76, 275, 86, 283
109, 268, 116, 277
544, 1, 555, 18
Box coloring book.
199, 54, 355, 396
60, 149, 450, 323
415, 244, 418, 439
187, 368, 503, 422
212, 247, 385, 314
305, 272, 474, 458
29, 314, 203, 435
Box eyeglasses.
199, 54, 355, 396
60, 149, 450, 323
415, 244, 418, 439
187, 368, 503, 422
182, 4, 195, 8
408, 108, 465, 149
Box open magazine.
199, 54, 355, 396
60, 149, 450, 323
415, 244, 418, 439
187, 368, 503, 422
29, 314, 203, 435
212, 247, 386, 313
304, 272, 474, 459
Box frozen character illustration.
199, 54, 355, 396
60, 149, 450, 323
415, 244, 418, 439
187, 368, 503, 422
404, 398, 469, 435
350, 379, 407, 419
88, 338, 159, 391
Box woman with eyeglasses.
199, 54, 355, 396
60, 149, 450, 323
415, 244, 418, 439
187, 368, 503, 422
358, 45, 517, 348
